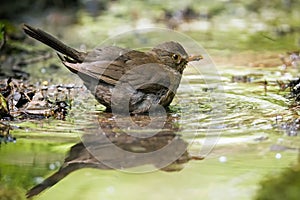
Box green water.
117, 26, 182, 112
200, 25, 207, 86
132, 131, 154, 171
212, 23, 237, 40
1, 63, 300, 200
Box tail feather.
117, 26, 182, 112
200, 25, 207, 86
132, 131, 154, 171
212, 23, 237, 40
23, 24, 85, 63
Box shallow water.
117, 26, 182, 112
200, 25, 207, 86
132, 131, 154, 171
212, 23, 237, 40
1, 62, 300, 200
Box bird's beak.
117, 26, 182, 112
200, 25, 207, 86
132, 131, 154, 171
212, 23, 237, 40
187, 54, 203, 62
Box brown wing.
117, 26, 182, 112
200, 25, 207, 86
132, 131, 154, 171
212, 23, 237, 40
62, 46, 157, 86
120, 63, 181, 93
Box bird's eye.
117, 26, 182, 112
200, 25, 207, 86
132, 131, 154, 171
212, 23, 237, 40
172, 54, 180, 60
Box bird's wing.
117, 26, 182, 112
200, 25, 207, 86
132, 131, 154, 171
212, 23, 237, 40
62, 46, 153, 86
119, 63, 181, 94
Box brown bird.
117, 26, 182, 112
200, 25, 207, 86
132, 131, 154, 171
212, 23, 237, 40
23, 24, 202, 114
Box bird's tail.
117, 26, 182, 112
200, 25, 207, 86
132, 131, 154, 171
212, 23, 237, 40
23, 24, 85, 63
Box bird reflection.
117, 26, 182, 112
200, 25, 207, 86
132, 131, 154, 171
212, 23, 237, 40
26, 113, 203, 198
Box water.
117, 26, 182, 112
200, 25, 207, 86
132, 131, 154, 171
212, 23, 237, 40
1, 63, 299, 200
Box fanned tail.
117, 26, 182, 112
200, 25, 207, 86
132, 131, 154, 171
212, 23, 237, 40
23, 24, 85, 63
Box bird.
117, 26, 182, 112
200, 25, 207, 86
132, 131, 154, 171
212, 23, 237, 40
22, 24, 202, 114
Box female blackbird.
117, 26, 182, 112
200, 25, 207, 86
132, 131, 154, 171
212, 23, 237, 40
23, 24, 202, 114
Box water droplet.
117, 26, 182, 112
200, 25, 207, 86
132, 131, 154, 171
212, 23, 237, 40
219, 156, 227, 163
275, 153, 282, 159
49, 163, 56, 170
34, 176, 44, 184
